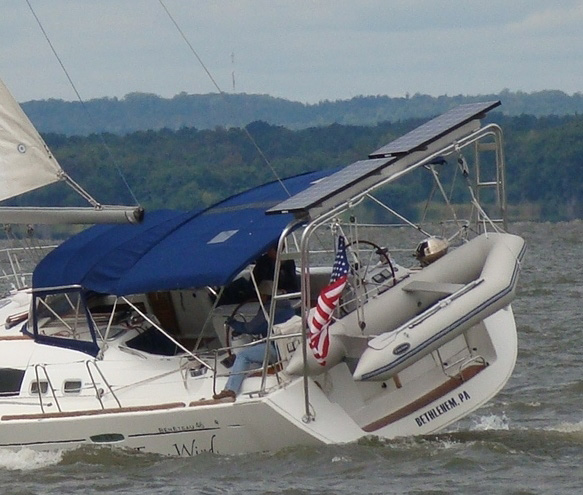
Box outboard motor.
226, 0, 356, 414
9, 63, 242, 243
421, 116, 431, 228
415, 237, 449, 266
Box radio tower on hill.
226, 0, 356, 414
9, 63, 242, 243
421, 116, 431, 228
231, 51, 236, 93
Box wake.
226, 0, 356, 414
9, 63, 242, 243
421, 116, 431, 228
0, 448, 62, 471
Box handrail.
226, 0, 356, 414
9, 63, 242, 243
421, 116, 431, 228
31, 361, 122, 414
259, 218, 305, 393
33, 364, 61, 413
85, 360, 122, 409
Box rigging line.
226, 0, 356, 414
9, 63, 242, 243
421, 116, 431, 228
24, 0, 141, 207
158, 0, 290, 197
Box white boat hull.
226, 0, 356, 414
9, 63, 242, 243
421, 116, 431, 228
0, 304, 517, 455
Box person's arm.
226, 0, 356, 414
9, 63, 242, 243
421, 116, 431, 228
229, 309, 268, 336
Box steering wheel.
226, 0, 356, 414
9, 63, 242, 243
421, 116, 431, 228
338, 239, 396, 320
346, 239, 396, 287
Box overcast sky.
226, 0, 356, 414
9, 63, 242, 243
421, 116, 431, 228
1, 1, 582, 104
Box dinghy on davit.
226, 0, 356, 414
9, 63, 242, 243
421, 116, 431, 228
0, 101, 525, 455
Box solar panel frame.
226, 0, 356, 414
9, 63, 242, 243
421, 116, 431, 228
267, 101, 501, 217
369, 101, 500, 158
266, 157, 394, 215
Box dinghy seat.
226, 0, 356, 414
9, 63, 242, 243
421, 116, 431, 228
401, 280, 464, 295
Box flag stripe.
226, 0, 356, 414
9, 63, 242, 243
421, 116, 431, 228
308, 235, 349, 366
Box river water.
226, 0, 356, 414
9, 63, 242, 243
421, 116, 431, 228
1, 221, 583, 494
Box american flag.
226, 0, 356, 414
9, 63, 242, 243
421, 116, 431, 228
309, 235, 349, 365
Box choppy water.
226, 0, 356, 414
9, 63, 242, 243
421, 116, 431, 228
2, 221, 583, 495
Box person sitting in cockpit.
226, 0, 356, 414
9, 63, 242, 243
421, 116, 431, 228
213, 280, 296, 400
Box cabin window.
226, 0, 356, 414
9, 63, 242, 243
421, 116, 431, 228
0, 368, 25, 397
30, 380, 49, 395
34, 291, 94, 344
63, 380, 82, 394
36, 291, 85, 331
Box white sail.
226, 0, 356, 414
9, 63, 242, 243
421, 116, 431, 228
0, 78, 64, 202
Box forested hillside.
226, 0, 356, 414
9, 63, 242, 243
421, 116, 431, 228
8, 112, 583, 224
22, 90, 583, 136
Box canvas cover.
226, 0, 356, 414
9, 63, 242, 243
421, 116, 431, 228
33, 170, 333, 295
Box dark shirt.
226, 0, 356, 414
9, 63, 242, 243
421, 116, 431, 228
229, 299, 296, 338
252, 254, 299, 293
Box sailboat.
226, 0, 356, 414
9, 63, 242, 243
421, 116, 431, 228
0, 101, 525, 456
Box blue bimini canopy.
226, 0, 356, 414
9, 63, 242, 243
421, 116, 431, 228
33, 170, 333, 296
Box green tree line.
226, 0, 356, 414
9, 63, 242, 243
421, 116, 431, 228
22, 90, 583, 136
8, 112, 583, 224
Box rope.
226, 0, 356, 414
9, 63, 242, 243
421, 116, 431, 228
158, 0, 290, 197
25, 0, 141, 207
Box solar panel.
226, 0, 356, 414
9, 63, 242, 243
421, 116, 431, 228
369, 101, 500, 158
268, 101, 500, 217
266, 157, 394, 215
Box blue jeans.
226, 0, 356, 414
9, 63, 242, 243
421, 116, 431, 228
225, 342, 277, 394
